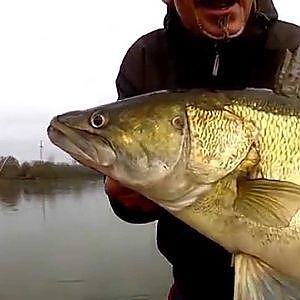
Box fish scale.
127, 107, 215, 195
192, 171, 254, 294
227, 103, 300, 183
186, 105, 254, 182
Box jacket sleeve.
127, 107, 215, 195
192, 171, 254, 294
106, 38, 163, 224
116, 38, 146, 99
108, 195, 163, 224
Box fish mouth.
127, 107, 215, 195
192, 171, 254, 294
47, 118, 116, 171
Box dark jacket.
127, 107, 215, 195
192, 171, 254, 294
109, 1, 300, 299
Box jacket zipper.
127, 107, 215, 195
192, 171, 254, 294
212, 43, 220, 77
212, 52, 220, 77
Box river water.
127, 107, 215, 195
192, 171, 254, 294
0, 179, 171, 300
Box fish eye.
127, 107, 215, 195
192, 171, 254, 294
171, 115, 184, 130
90, 112, 107, 129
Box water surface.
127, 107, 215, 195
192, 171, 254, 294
0, 179, 171, 300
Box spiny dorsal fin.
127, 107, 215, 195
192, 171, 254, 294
275, 47, 300, 99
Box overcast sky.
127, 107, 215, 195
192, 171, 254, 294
0, 0, 299, 162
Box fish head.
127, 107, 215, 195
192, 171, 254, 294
47, 91, 188, 192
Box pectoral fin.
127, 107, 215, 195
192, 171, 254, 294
234, 254, 300, 300
235, 179, 300, 228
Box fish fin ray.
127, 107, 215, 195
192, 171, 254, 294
235, 179, 300, 227
274, 47, 300, 99
234, 254, 300, 300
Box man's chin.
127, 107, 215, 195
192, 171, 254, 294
200, 22, 245, 39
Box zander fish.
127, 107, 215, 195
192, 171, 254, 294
48, 85, 300, 299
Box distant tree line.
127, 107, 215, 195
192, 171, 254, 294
0, 156, 102, 180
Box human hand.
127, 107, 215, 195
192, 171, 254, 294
104, 177, 161, 214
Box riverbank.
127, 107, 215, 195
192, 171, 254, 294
0, 156, 101, 180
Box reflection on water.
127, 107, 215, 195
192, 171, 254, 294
0, 179, 171, 300
0, 180, 93, 207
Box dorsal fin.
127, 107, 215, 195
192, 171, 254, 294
274, 47, 300, 99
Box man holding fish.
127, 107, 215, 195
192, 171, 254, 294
104, 0, 300, 299
48, 0, 300, 299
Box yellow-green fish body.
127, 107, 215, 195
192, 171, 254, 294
48, 87, 300, 299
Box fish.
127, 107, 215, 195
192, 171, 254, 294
48, 52, 300, 299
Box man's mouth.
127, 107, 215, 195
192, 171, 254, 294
191, 0, 247, 39
195, 0, 240, 9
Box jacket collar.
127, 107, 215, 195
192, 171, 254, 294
256, 0, 278, 20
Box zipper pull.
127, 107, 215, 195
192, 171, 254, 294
212, 52, 220, 77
